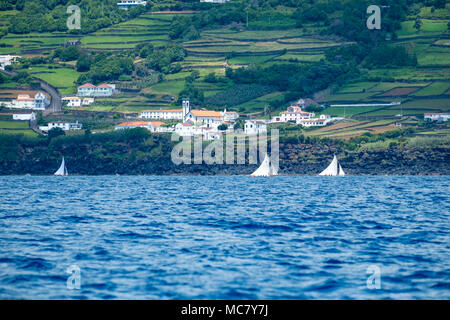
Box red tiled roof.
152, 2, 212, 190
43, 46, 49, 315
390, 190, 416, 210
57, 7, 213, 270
116, 121, 150, 127
78, 83, 96, 88
190, 110, 223, 117
149, 121, 164, 127
97, 83, 112, 88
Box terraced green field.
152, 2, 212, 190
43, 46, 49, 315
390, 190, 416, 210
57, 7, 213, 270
0, 32, 78, 54
29, 66, 80, 94
0, 120, 29, 129
412, 82, 450, 96
397, 19, 449, 38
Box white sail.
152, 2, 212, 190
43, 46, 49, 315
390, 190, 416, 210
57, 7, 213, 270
251, 154, 272, 177
339, 164, 345, 176
319, 155, 338, 176
270, 161, 279, 176
54, 157, 68, 176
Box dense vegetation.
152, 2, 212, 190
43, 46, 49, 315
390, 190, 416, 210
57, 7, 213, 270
3, 0, 148, 34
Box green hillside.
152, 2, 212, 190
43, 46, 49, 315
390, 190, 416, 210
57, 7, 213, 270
0, 0, 449, 139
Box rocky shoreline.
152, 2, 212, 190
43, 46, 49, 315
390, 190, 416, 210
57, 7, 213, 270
0, 139, 449, 176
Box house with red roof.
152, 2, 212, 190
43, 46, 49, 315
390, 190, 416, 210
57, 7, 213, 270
424, 113, 450, 122
77, 83, 115, 97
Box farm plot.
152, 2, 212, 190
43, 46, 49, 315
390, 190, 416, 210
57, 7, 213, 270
80, 13, 178, 50
1, 32, 78, 54
233, 91, 285, 113
185, 29, 348, 57
365, 67, 450, 81
397, 19, 449, 38
412, 82, 450, 96
418, 49, 450, 67
29, 66, 80, 94
376, 87, 420, 97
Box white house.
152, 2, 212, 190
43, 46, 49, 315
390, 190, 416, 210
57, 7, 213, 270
117, 0, 147, 10
82, 98, 95, 106
184, 110, 224, 127
148, 121, 171, 133
114, 121, 172, 133
0, 55, 20, 70
424, 113, 450, 122
297, 118, 326, 127
115, 121, 151, 130
62, 97, 81, 107
10, 92, 49, 110
39, 121, 82, 132
245, 120, 267, 135
77, 83, 115, 97
13, 111, 36, 121
279, 105, 315, 123
175, 122, 222, 140
140, 109, 183, 120
222, 109, 239, 122
33, 92, 50, 110
297, 114, 333, 127
13, 94, 34, 109
200, 0, 230, 3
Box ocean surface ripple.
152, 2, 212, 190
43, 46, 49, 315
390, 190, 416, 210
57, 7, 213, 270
0, 176, 449, 299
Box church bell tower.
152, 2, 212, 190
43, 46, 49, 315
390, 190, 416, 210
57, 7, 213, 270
182, 98, 190, 122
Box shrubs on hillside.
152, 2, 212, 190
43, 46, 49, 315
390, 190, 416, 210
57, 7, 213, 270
76, 52, 134, 84
205, 84, 274, 107
7, 0, 148, 34
363, 45, 417, 68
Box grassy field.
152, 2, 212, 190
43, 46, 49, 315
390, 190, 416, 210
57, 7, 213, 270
412, 82, 450, 96
0, 120, 29, 129
396, 19, 449, 38
29, 66, 80, 94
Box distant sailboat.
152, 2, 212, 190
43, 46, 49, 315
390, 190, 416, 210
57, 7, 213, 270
319, 155, 345, 176
54, 157, 68, 176
251, 154, 278, 177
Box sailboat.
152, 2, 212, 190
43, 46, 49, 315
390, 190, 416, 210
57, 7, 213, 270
319, 155, 345, 176
251, 154, 278, 177
54, 157, 68, 176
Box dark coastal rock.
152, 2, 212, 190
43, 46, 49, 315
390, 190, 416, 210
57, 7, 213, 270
0, 139, 449, 176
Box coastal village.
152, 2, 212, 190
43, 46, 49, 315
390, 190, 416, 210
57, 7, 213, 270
0, 0, 448, 170
0, 73, 449, 140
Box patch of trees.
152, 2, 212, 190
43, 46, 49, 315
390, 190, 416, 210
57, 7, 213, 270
76, 52, 134, 84
205, 84, 274, 108
6, 0, 148, 34
144, 43, 186, 74
363, 45, 417, 68
225, 61, 356, 98
53, 46, 80, 62
169, 4, 246, 40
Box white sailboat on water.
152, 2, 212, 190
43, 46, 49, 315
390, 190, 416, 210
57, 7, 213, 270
54, 157, 68, 176
319, 155, 345, 176
251, 154, 278, 177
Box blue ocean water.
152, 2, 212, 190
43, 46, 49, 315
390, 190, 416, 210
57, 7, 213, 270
0, 176, 449, 300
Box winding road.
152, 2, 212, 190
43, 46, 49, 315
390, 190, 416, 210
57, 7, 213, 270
0, 68, 62, 115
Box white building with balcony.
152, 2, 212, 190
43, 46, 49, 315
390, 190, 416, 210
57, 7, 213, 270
39, 121, 82, 132
77, 83, 115, 97
424, 113, 450, 122
244, 120, 267, 135
117, 0, 147, 10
